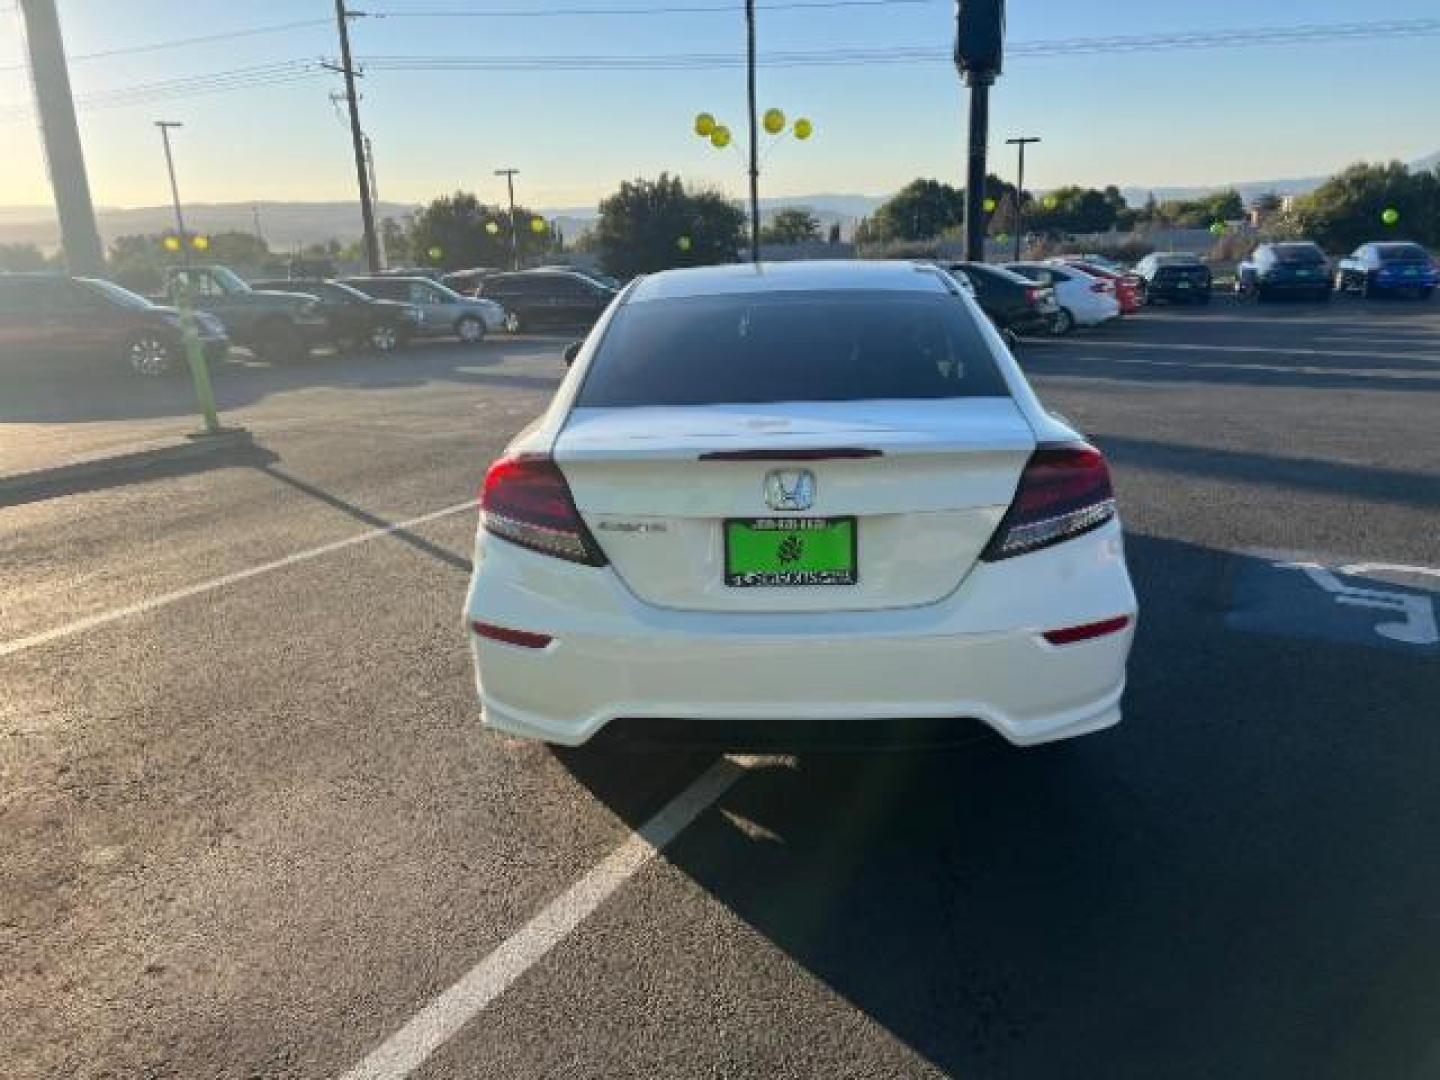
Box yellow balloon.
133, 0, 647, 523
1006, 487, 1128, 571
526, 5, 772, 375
485, 220, 500, 235
793, 118, 813, 140
694, 112, 716, 137
677, 235, 692, 252
710, 125, 731, 149
191, 234, 209, 251
763, 108, 785, 135
162, 236, 181, 252
530, 217, 547, 234
982, 198, 997, 213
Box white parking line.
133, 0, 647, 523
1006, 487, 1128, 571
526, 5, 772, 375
1043, 337, 1440, 364
340, 756, 753, 1080
0, 500, 477, 660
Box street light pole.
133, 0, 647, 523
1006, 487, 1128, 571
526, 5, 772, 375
1005, 135, 1040, 261
744, 0, 761, 264
495, 168, 520, 270
155, 121, 189, 261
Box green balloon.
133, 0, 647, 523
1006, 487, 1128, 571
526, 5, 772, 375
677, 236, 692, 252
1209, 221, 1226, 236
1382, 207, 1400, 226
427, 246, 443, 261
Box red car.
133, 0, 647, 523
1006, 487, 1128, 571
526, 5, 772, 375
1050, 257, 1145, 314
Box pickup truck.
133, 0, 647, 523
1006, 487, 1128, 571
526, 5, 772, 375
152, 265, 331, 362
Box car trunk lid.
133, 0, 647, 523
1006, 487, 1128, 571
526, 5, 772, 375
553, 399, 1036, 613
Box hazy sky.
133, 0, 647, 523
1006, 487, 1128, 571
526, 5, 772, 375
2, 0, 1437, 211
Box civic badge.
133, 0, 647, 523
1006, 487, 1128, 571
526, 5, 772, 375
764, 468, 816, 512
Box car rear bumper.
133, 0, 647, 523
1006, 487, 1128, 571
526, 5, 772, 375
1147, 282, 1211, 299
1257, 277, 1330, 294
464, 520, 1137, 748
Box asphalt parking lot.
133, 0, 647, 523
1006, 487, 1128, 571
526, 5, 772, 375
3, 294, 1438, 1079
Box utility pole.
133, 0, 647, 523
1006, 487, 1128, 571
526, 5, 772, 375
18, 0, 104, 275
1005, 135, 1039, 261
495, 168, 520, 270
330, 0, 380, 272
744, 0, 761, 264
364, 135, 386, 268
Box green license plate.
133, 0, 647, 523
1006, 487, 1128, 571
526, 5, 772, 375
724, 517, 857, 587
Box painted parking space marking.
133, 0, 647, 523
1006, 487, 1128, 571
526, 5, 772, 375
340, 756, 755, 1080
1043, 337, 1440, 366
1228, 554, 1440, 653
0, 500, 477, 660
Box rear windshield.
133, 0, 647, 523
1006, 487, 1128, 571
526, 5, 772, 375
1273, 244, 1326, 264
1377, 244, 1430, 264
577, 290, 1008, 407
1153, 254, 1201, 266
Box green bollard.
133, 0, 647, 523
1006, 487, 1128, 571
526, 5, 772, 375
176, 292, 222, 435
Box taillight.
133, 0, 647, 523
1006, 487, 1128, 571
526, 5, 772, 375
981, 443, 1116, 561
1025, 286, 1043, 304
480, 454, 606, 565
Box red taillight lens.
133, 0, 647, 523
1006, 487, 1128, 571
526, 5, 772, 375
1025, 286, 1042, 304
981, 443, 1116, 561
481, 454, 606, 565
1043, 615, 1130, 645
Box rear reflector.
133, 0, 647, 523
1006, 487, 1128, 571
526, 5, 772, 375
1043, 615, 1130, 645
471, 620, 553, 649
981, 442, 1116, 561
481, 454, 607, 566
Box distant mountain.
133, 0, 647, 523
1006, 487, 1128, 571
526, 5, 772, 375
1121, 150, 1440, 207
0, 201, 421, 253
3, 155, 1435, 251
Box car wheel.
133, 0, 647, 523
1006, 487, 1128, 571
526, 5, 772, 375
503, 310, 523, 334
1050, 308, 1075, 335
456, 315, 485, 344
257, 320, 305, 364
369, 324, 399, 352
125, 333, 180, 377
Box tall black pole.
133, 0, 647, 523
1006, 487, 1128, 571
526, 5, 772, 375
19, 0, 104, 274
962, 80, 990, 262
495, 168, 520, 270
1006, 135, 1039, 261
333, 0, 380, 273
745, 0, 761, 264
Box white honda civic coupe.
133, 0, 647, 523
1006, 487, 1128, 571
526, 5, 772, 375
464, 260, 1136, 748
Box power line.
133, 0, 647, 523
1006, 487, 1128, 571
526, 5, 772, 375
3, 18, 1438, 119
369, 0, 936, 16
0, 18, 331, 74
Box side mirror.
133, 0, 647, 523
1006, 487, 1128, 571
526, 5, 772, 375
563, 341, 583, 366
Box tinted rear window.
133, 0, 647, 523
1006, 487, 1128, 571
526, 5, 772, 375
1377, 244, 1430, 264
577, 290, 1007, 408
1273, 244, 1326, 264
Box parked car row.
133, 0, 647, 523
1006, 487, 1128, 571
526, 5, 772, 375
1237, 241, 1436, 301
0, 264, 622, 378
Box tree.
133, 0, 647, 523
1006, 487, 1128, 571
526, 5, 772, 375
107, 234, 167, 293
409, 191, 553, 271
0, 243, 50, 271
1027, 186, 1121, 235
761, 208, 821, 245
380, 215, 414, 266
200, 230, 270, 268
987, 191, 1018, 238
594, 173, 745, 279
1289, 162, 1440, 252
872, 179, 963, 241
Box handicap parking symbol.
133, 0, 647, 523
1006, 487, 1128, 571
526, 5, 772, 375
1227, 556, 1440, 654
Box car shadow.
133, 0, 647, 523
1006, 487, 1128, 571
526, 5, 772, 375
0, 335, 570, 425
555, 532, 1440, 1079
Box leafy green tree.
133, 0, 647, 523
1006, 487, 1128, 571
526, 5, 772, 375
1153, 189, 1245, 229
410, 191, 553, 271
1252, 191, 1284, 215
761, 208, 822, 245
595, 173, 745, 278
107, 234, 167, 293
1027, 186, 1121, 235
872, 179, 963, 241
0, 243, 50, 271
380, 215, 414, 266
1289, 162, 1439, 252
